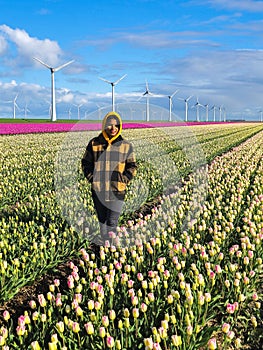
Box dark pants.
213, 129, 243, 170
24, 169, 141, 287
91, 190, 124, 242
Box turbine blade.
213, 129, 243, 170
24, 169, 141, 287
33, 57, 51, 69
145, 80, 149, 91
54, 60, 74, 72
99, 77, 112, 84
14, 102, 21, 110
171, 89, 179, 98
114, 74, 127, 85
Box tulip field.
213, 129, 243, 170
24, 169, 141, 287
0, 122, 263, 349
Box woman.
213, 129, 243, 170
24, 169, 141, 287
82, 111, 137, 244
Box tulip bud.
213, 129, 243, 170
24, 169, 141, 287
171, 334, 182, 346
123, 308, 130, 317
102, 316, 109, 327
85, 322, 94, 335
106, 335, 115, 348
99, 327, 106, 338
3, 311, 10, 321
109, 310, 116, 321
222, 323, 230, 333
132, 308, 139, 318
207, 337, 217, 349
56, 321, 64, 333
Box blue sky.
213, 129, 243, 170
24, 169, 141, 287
1, 0, 263, 121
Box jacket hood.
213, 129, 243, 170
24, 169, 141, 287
102, 111, 123, 144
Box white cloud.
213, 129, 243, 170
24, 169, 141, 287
0, 25, 63, 67
0, 80, 18, 89
58, 91, 74, 103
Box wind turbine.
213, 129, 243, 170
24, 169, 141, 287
219, 105, 223, 122
259, 110, 263, 122
138, 80, 155, 122
222, 107, 226, 122
204, 104, 209, 122
193, 97, 204, 122
12, 94, 20, 119
129, 107, 136, 120
95, 103, 104, 120
33, 57, 74, 122
23, 103, 30, 119
99, 74, 127, 111
74, 103, 83, 120
168, 90, 179, 122
178, 95, 192, 122
68, 107, 72, 120
211, 105, 217, 122
45, 100, 52, 118
5, 94, 20, 119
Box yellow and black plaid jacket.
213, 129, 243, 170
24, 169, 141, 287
82, 132, 137, 201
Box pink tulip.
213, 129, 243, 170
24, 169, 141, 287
207, 337, 217, 349
38, 294, 47, 307
222, 323, 230, 333
102, 316, 109, 327
106, 335, 114, 348
67, 276, 74, 289
85, 322, 94, 335
3, 311, 10, 321
16, 325, 26, 336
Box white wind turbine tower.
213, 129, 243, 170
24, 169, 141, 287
193, 97, 204, 122
259, 110, 263, 122
99, 74, 127, 111
68, 107, 72, 120
5, 94, 20, 119
223, 107, 226, 122
219, 105, 223, 121
45, 100, 52, 118
178, 95, 192, 122
139, 80, 154, 122
23, 103, 30, 119
12, 94, 20, 119
33, 57, 74, 122
168, 90, 179, 122
130, 107, 136, 120
211, 105, 217, 122
204, 104, 209, 122
74, 103, 83, 120
96, 103, 103, 120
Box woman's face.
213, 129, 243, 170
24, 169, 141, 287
105, 117, 119, 138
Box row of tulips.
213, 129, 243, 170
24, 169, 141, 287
0, 127, 262, 348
